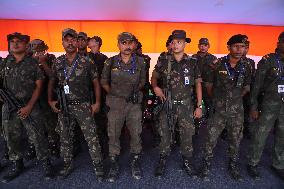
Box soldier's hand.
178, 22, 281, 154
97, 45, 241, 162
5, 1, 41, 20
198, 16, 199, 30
250, 110, 259, 120
91, 103, 100, 115
48, 100, 60, 113
17, 105, 33, 119
153, 87, 166, 102
194, 108, 202, 119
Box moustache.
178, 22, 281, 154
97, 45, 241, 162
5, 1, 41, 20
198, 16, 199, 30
125, 48, 131, 52
67, 45, 75, 49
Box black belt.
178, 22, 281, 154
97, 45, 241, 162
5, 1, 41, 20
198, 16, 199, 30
173, 100, 185, 105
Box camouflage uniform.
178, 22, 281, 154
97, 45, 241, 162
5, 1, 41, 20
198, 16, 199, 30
0, 55, 49, 161
51, 53, 102, 164
101, 54, 146, 157
204, 55, 251, 161
248, 52, 284, 170
154, 54, 201, 158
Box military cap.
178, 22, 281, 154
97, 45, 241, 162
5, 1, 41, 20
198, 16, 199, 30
278, 31, 284, 42
199, 38, 209, 45
78, 32, 88, 40
62, 28, 78, 39
242, 35, 250, 46
30, 39, 48, 52
7, 32, 30, 43
171, 30, 191, 43
88, 36, 103, 47
227, 34, 247, 46
117, 32, 135, 42
166, 35, 173, 47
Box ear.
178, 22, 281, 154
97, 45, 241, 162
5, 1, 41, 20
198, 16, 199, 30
227, 45, 230, 51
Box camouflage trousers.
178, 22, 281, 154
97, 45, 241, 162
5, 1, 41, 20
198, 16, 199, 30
56, 102, 102, 163
2, 103, 49, 161
95, 107, 108, 157
204, 112, 243, 160
248, 104, 284, 169
40, 107, 59, 145
106, 96, 142, 157
158, 102, 195, 158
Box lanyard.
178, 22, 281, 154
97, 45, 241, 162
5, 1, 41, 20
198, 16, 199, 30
63, 55, 79, 81
117, 55, 137, 75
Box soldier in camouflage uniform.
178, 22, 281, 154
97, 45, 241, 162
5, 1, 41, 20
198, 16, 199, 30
29, 39, 60, 158
88, 35, 109, 158
0, 33, 54, 183
101, 32, 146, 182
199, 34, 252, 181
77, 32, 88, 57
192, 38, 217, 120
48, 28, 104, 181
247, 31, 284, 180
151, 30, 202, 178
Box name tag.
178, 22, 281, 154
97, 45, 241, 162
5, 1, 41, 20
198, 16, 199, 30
64, 85, 70, 94
278, 85, 284, 93
184, 77, 190, 85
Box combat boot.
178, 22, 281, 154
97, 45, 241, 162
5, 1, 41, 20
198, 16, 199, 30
228, 158, 243, 181
199, 157, 211, 181
107, 156, 119, 182
271, 166, 284, 180
155, 154, 167, 178
247, 164, 260, 180
93, 161, 104, 182
182, 156, 196, 177
50, 142, 60, 158
42, 158, 54, 180
3, 142, 9, 160
131, 154, 142, 180
25, 143, 36, 160
58, 161, 73, 179
2, 159, 24, 183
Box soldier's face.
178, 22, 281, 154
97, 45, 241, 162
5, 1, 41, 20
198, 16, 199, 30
228, 43, 246, 59
77, 37, 87, 50
118, 40, 135, 55
62, 35, 78, 53
88, 39, 100, 53
9, 38, 28, 54
198, 44, 209, 53
171, 39, 186, 54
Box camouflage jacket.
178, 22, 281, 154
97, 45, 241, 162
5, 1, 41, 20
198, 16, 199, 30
192, 51, 217, 83
154, 53, 202, 102
0, 54, 45, 103
208, 55, 252, 115
242, 56, 256, 80
88, 52, 108, 79
51, 53, 97, 102
250, 52, 284, 111
101, 54, 146, 102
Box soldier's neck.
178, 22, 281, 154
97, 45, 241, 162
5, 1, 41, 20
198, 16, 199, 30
65, 52, 77, 65
120, 53, 131, 64
13, 52, 26, 63
228, 55, 240, 68
78, 49, 87, 56
173, 51, 184, 62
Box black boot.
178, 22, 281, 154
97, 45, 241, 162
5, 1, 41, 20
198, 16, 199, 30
155, 154, 167, 178
93, 161, 104, 182
2, 159, 24, 183
228, 158, 243, 181
25, 144, 36, 160
131, 154, 142, 180
58, 161, 73, 179
107, 156, 119, 182
247, 164, 260, 180
3, 142, 9, 160
199, 157, 211, 181
50, 143, 60, 158
271, 166, 284, 180
182, 156, 196, 177
42, 158, 54, 180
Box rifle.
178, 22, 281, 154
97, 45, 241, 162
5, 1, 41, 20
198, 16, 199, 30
56, 85, 70, 128
163, 88, 175, 145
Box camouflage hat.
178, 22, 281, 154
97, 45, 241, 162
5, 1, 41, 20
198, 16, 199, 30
199, 38, 209, 45
30, 39, 48, 52
62, 28, 78, 39
171, 30, 191, 43
227, 34, 247, 46
242, 35, 250, 46
166, 35, 173, 47
117, 32, 135, 42
278, 31, 284, 42
7, 32, 30, 43
88, 36, 103, 47
78, 32, 88, 40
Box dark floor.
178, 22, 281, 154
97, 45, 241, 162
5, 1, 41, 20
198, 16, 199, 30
0, 123, 283, 189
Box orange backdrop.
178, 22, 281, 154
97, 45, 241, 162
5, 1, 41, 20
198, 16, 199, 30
0, 20, 283, 55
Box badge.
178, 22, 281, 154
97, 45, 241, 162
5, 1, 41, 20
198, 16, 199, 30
184, 77, 190, 85
184, 68, 189, 73
64, 85, 70, 94
278, 85, 284, 93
